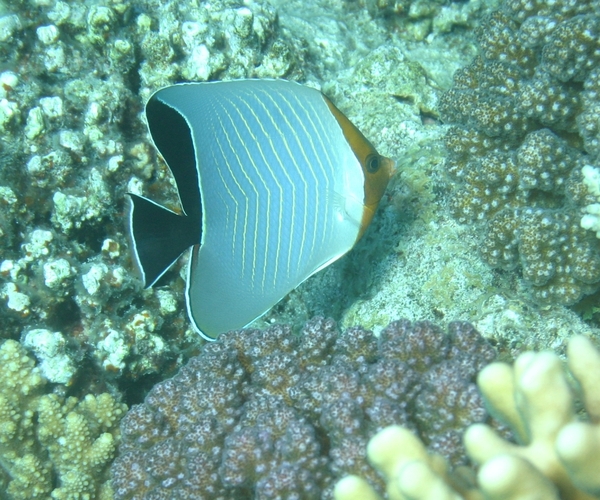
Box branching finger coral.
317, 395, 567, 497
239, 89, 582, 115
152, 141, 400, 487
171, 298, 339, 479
334, 334, 600, 500
0, 339, 127, 500
335, 425, 466, 500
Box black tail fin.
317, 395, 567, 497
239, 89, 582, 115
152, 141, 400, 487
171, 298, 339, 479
127, 194, 201, 287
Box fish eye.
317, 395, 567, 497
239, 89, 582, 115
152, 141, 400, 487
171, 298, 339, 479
366, 154, 381, 173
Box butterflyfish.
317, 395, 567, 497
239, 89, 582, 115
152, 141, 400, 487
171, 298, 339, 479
128, 79, 394, 340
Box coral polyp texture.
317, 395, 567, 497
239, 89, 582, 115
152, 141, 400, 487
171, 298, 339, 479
0, 338, 127, 500
0, 0, 308, 386
111, 317, 496, 499
365, 0, 497, 42
439, 0, 600, 306
334, 334, 600, 500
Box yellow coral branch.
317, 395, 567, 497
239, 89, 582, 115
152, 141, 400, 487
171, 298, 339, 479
334, 334, 600, 500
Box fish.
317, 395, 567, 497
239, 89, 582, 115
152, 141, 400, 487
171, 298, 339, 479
128, 79, 394, 340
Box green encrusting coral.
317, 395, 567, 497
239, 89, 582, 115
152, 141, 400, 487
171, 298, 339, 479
439, 0, 600, 306
0, 339, 126, 500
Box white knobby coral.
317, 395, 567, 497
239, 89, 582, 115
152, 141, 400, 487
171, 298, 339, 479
581, 164, 600, 238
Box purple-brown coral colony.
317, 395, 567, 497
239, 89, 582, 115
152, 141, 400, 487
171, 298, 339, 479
439, 0, 600, 306
111, 318, 496, 499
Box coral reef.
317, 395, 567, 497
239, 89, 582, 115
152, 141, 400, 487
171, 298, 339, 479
111, 317, 496, 499
439, 0, 600, 306
366, 0, 499, 41
0, 338, 127, 500
0, 0, 503, 394
0, 0, 306, 381
334, 334, 600, 500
